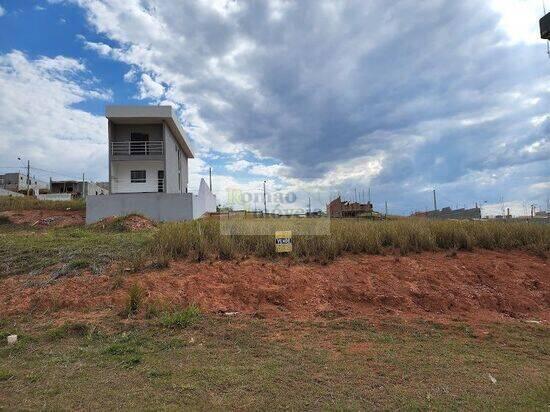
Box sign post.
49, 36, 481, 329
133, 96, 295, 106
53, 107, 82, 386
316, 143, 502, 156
275, 230, 292, 253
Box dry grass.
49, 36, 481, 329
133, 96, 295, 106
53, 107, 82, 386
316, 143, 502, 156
0, 196, 85, 211
150, 217, 549, 262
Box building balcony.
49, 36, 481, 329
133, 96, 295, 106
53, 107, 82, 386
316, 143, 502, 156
110, 141, 164, 158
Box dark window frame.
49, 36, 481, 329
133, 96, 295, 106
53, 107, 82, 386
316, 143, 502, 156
130, 170, 147, 183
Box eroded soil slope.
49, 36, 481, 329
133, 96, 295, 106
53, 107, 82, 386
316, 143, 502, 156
1, 250, 547, 323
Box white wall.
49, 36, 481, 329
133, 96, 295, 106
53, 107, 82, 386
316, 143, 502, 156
110, 160, 163, 193
164, 123, 188, 193
0, 188, 23, 197
85, 182, 109, 196
36, 193, 72, 201
192, 178, 217, 218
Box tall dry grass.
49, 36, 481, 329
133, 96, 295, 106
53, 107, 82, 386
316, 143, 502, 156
150, 218, 549, 262
0, 196, 85, 211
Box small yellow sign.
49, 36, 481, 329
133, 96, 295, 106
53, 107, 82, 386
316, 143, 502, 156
275, 230, 292, 253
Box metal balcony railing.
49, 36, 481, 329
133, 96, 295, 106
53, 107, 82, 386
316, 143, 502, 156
111, 141, 164, 156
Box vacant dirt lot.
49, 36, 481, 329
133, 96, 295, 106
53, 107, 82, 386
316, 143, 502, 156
1, 250, 547, 324
0, 209, 85, 227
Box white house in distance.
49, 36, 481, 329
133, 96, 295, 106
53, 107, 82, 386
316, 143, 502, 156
86, 105, 216, 223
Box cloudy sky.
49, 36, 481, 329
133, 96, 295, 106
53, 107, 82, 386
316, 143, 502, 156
0, 0, 548, 216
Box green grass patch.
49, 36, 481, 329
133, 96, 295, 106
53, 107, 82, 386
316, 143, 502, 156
0, 225, 152, 277
0, 317, 548, 410
0, 196, 85, 211
0, 370, 14, 381
159, 305, 201, 328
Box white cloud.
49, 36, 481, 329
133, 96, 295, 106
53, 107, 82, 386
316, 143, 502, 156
490, 0, 545, 45
0, 5, 5, 17
0, 51, 110, 181
60, 0, 550, 212
529, 181, 550, 191
249, 163, 288, 177
137, 73, 165, 100
226, 159, 252, 172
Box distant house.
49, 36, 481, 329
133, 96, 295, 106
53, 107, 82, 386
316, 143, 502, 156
50, 180, 108, 198
327, 196, 374, 218
86, 105, 216, 223
412, 206, 481, 220
0, 172, 49, 195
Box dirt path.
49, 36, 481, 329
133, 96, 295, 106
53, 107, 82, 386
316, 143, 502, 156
1, 250, 548, 323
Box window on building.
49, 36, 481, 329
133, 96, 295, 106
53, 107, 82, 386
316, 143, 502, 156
177, 148, 182, 192
130, 170, 146, 183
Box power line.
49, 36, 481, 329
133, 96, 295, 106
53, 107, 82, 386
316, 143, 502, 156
0, 165, 87, 181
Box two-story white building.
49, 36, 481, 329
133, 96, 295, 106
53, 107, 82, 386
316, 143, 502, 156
107, 105, 193, 194
86, 105, 216, 223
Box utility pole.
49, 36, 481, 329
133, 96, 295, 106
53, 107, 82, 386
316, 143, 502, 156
263, 180, 267, 215
385, 201, 388, 218
26, 160, 30, 196
308, 197, 311, 215
368, 187, 371, 203
354, 188, 357, 203
82, 173, 85, 199
433, 189, 437, 211
209, 167, 212, 191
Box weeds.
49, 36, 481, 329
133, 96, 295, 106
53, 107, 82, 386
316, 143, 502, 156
104, 333, 142, 367
160, 305, 201, 328
0, 196, 85, 211
150, 218, 549, 262
128, 252, 148, 273
46, 322, 91, 341
145, 300, 168, 319
124, 284, 143, 317
0, 370, 14, 381
67, 259, 90, 271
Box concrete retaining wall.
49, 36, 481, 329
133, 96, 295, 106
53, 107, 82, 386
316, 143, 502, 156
37, 193, 72, 201
86, 193, 194, 224
0, 188, 23, 197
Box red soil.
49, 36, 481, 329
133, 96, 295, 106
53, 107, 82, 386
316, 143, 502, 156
1, 250, 548, 324
94, 215, 156, 231
0, 209, 84, 227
